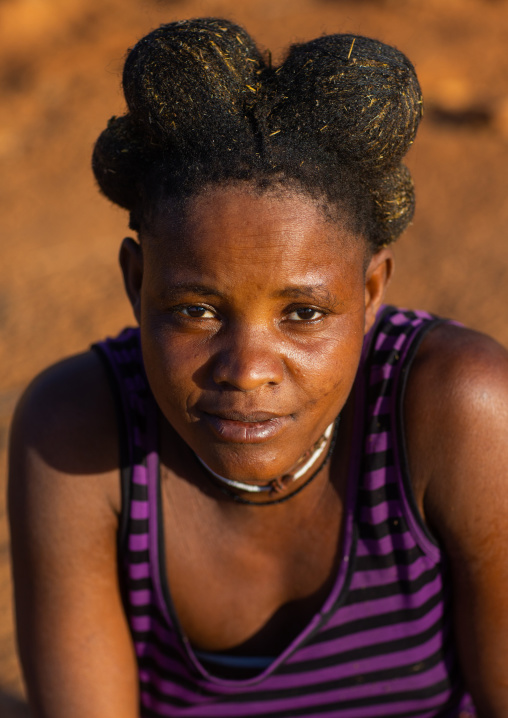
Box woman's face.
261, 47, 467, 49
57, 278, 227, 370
121, 183, 392, 482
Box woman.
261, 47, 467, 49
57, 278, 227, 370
8, 17, 508, 717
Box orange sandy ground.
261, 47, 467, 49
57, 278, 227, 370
1, 0, 508, 713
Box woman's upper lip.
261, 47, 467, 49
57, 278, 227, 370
200, 409, 288, 422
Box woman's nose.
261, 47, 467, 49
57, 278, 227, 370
211, 326, 284, 391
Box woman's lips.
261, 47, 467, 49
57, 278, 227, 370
199, 411, 292, 443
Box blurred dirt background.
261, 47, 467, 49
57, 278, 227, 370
1, 0, 507, 713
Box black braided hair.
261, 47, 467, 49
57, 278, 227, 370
92, 18, 423, 250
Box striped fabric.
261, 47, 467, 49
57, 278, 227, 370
94, 306, 476, 718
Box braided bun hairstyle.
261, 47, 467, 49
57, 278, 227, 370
92, 18, 423, 250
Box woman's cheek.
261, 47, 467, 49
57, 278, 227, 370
292, 322, 364, 390
150, 331, 213, 407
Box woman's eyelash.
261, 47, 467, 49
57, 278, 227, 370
179, 305, 216, 319
172, 304, 327, 323
286, 307, 326, 322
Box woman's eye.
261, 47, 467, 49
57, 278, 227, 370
180, 305, 216, 319
287, 307, 324, 322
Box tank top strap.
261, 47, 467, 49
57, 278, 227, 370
93, 328, 192, 689
92, 327, 158, 559
360, 305, 449, 559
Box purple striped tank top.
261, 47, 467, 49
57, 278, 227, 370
93, 306, 476, 718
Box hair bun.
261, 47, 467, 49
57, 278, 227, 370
371, 163, 415, 246
92, 114, 148, 210
122, 18, 265, 147
264, 34, 422, 172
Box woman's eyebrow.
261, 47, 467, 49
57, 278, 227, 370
163, 283, 342, 306
272, 285, 341, 306
164, 283, 222, 298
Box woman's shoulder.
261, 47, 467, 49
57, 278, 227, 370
8, 350, 140, 717
403, 319, 508, 541
9, 348, 121, 515
406, 320, 508, 432
402, 320, 508, 711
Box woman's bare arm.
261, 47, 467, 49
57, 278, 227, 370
8, 351, 139, 718
406, 324, 508, 717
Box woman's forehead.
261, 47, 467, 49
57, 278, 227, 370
144, 182, 364, 253
140, 184, 369, 297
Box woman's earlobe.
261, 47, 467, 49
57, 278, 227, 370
364, 248, 394, 333
119, 237, 143, 323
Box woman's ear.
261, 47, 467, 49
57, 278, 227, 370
364, 247, 394, 333
119, 237, 143, 324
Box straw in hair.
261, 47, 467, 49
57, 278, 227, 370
92, 18, 423, 249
